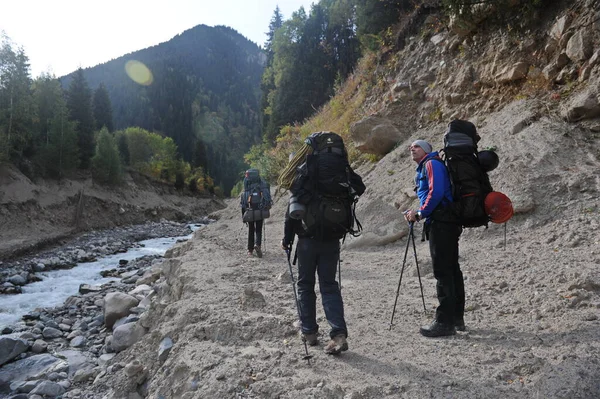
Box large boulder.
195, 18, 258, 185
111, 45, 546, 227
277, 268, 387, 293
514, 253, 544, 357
562, 87, 600, 122
565, 30, 593, 62
104, 292, 140, 329
549, 14, 571, 41
495, 62, 529, 84
344, 200, 407, 249
350, 116, 406, 155
0, 337, 28, 366
0, 354, 62, 394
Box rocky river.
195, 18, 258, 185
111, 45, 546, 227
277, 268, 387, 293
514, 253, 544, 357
0, 218, 210, 398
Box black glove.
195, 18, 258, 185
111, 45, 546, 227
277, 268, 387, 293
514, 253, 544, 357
281, 238, 293, 251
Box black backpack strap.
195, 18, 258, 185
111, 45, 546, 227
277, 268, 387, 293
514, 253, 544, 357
350, 198, 362, 236
422, 156, 452, 208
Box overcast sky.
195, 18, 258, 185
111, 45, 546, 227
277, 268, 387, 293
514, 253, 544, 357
1, 0, 315, 78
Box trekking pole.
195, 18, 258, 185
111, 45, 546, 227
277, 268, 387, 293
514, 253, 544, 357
338, 258, 342, 291
409, 223, 427, 312
285, 247, 313, 364
263, 221, 267, 254
504, 222, 507, 250
389, 222, 413, 330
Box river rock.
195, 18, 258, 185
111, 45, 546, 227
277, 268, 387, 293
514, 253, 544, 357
103, 292, 139, 329
0, 337, 29, 366
79, 284, 102, 294
70, 336, 86, 348
9, 379, 39, 393
128, 284, 152, 298
42, 327, 63, 339
111, 323, 146, 352
30, 380, 66, 397
72, 367, 99, 383
0, 354, 61, 393
32, 263, 45, 272
31, 339, 48, 353
8, 274, 27, 286
98, 353, 116, 368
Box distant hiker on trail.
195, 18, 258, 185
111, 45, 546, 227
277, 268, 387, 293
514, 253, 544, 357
240, 169, 272, 258
278, 132, 365, 355
404, 139, 464, 337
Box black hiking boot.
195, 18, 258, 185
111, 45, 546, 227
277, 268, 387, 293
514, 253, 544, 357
455, 317, 465, 332
420, 320, 456, 338
254, 245, 262, 258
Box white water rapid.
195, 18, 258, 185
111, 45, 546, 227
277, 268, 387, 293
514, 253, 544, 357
0, 226, 200, 329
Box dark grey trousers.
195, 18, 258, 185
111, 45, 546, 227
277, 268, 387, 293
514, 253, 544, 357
296, 237, 347, 338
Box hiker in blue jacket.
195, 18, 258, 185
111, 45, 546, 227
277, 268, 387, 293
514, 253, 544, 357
404, 139, 464, 337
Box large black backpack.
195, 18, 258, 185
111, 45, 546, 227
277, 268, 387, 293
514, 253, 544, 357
438, 120, 494, 228
242, 169, 272, 211
291, 132, 365, 240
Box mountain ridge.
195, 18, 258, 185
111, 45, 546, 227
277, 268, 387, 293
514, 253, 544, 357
60, 24, 265, 192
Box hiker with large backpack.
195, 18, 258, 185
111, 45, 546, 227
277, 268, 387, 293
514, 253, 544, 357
278, 131, 365, 355
404, 138, 464, 338
404, 120, 513, 337
240, 169, 272, 258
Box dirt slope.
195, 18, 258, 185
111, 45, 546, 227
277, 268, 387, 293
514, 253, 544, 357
88, 99, 600, 398
0, 167, 224, 260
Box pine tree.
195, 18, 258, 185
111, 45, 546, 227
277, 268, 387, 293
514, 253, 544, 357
261, 6, 284, 142
264, 7, 308, 139
66, 68, 95, 168
355, 0, 410, 37
0, 35, 34, 161
324, 0, 361, 80
39, 106, 80, 178
92, 127, 122, 184
33, 74, 79, 177
115, 130, 130, 166
93, 83, 114, 132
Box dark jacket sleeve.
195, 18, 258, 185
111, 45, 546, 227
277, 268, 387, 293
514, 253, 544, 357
283, 203, 299, 246
240, 192, 246, 210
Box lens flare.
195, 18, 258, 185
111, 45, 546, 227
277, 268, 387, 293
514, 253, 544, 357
125, 60, 153, 86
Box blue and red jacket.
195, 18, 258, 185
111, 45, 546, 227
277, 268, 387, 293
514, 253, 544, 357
415, 152, 453, 220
